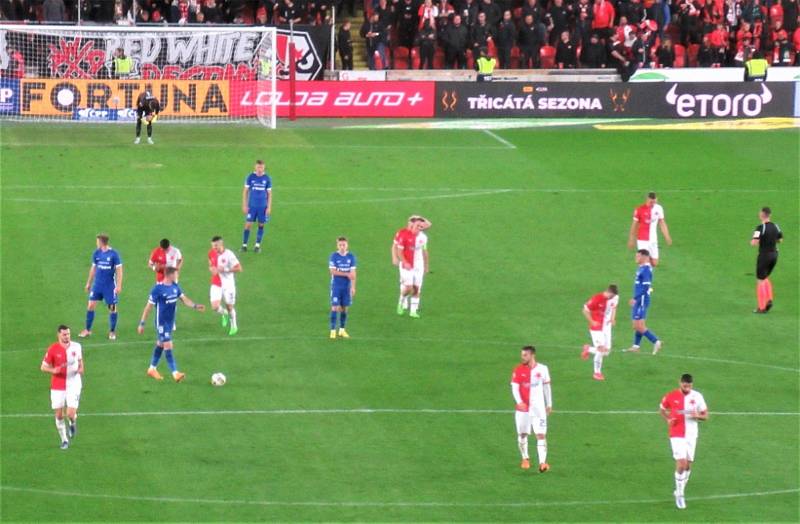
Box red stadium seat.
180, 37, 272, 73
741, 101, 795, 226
466, 49, 475, 69
393, 46, 410, 69
513, 7, 523, 19
487, 39, 497, 58
510, 46, 521, 68
687, 43, 700, 66
434, 48, 445, 68
540, 45, 556, 68
411, 47, 421, 69
673, 44, 686, 67
373, 50, 384, 70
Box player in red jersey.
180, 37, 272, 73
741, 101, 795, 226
581, 284, 618, 380
627, 192, 672, 267
510, 345, 552, 472
149, 238, 184, 283
392, 218, 421, 317
659, 374, 708, 510
40, 325, 83, 450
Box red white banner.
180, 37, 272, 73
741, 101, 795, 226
230, 80, 435, 118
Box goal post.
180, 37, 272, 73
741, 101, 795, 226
0, 24, 278, 128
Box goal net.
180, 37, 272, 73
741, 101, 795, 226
0, 24, 277, 128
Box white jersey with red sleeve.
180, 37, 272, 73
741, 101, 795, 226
165, 246, 182, 269
660, 389, 707, 439
65, 342, 83, 391
216, 249, 240, 289
603, 295, 619, 327
208, 249, 222, 287
634, 203, 665, 242
528, 363, 552, 416
413, 231, 428, 271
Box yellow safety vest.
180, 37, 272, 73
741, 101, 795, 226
477, 56, 496, 75
260, 58, 272, 78
745, 58, 768, 77
114, 56, 132, 75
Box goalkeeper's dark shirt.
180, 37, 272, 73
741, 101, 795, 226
136, 93, 160, 115
753, 221, 782, 253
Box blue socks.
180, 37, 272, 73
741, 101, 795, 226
109, 312, 118, 332
330, 311, 338, 330
634, 331, 643, 346
243, 228, 251, 245
340, 311, 347, 328
643, 330, 659, 343
165, 350, 178, 373
86, 310, 95, 331
256, 225, 265, 244
150, 346, 163, 367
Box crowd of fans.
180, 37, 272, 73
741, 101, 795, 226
2, 0, 799, 71
342, 0, 800, 70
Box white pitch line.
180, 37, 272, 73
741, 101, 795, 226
481, 129, 517, 149
1, 190, 512, 208
0, 485, 796, 508
1, 408, 797, 419
0, 142, 509, 150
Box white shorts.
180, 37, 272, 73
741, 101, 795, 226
637, 240, 659, 260
51, 387, 81, 410
515, 410, 547, 435
590, 329, 609, 350
210, 285, 236, 305
399, 267, 423, 288
670, 437, 697, 461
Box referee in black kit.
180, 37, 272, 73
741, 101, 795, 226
134, 91, 161, 145
751, 207, 783, 313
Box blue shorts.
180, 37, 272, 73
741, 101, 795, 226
631, 300, 650, 320
156, 324, 173, 343
89, 285, 118, 306
330, 285, 352, 308
246, 206, 269, 224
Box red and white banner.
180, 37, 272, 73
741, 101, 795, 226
230, 80, 435, 118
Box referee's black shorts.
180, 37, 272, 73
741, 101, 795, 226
756, 251, 778, 279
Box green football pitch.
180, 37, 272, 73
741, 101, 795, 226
1, 121, 798, 522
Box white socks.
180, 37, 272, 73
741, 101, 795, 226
518, 436, 529, 459
674, 471, 689, 495
410, 297, 420, 314
229, 308, 237, 329
216, 306, 225, 315
55, 417, 67, 442
536, 439, 547, 465
594, 353, 603, 374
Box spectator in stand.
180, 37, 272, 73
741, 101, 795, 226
43, 0, 65, 21
443, 13, 469, 68
496, 9, 516, 68
437, 0, 455, 29
518, 13, 543, 67
308, 0, 329, 25
418, 0, 438, 29
203, 0, 222, 23
784, 0, 798, 33
592, 0, 616, 39
135, 6, 151, 22
677, 0, 702, 44
709, 22, 729, 63
361, 12, 388, 69
397, 0, 419, 55
471, 11, 495, 56
521, 0, 543, 24
278, 0, 302, 24
576, 0, 594, 45
608, 30, 640, 80
639, 19, 659, 66
697, 33, 716, 65
793, 17, 800, 63
338, 19, 353, 69
418, 18, 437, 68
556, 30, 578, 67
460, 0, 479, 27
773, 29, 793, 63
1, 0, 26, 20
741, 0, 764, 26
479, 0, 501, 27
769, 0, 784, 28
581, 31, 607, 66
546, 0, 572, 44
656, 36, 675, 66
375, 0, 393, 35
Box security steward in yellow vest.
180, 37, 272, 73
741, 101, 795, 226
113, 48, 133, 79
744, 50, 768, 81
475, 47, 497, 82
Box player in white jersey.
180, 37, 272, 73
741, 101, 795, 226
511, 345, 553, 472
164, 243, 183, 280
409, 216, 431, 316
40, 325, 83, 449
659, 374, 708, 509
208, 236, 242, 336
603, 292, 619, 350
628, 192, 672, 266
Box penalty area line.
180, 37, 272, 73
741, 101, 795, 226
0, 408, 797, 419
481, 129, 517, 149
0, 485, 797, 508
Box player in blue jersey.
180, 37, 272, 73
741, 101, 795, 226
624, 249, 663, 355
329, 237, 357, 339
79, 234, 124, 340
241, 159, 273, 253
137, 268, 205, 382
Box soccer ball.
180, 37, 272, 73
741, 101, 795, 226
211, 372, 226, 386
